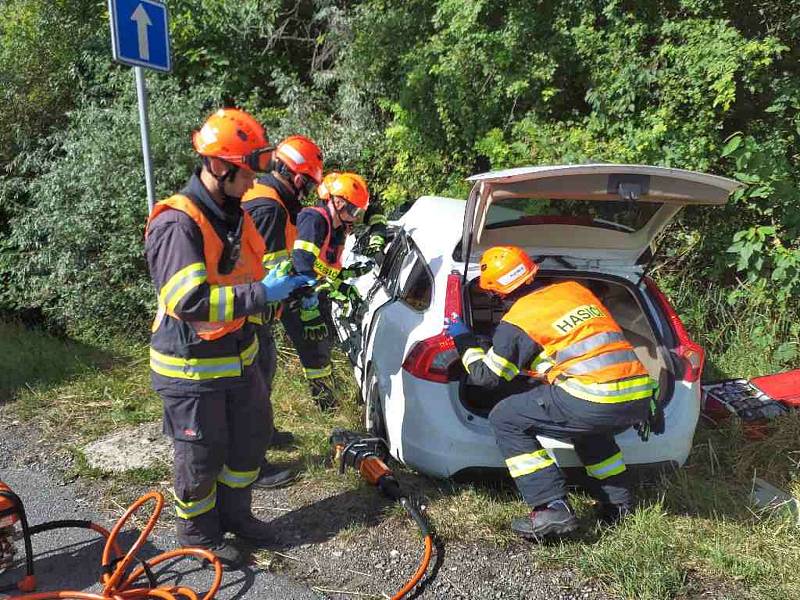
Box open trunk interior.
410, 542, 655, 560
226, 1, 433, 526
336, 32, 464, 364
460, 273, 672, 417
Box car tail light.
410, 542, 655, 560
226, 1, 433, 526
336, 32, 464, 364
402, 272, 464, 383
645, 277, 705, 382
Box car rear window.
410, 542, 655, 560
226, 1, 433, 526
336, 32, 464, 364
485, 198, 662, 233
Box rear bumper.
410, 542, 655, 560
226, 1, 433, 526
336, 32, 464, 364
392, 374, 701, 479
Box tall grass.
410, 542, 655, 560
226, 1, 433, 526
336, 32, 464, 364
657, 276, 800, 380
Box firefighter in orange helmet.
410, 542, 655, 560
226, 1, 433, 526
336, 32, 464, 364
288, 172, 370, 410
144, 108, 314, 568
241, 135, 324, 489
445, 246, 657, 540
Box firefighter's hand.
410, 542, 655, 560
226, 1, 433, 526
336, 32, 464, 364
340, 261, 374, 280
300, 303, 329, 341
444, 314, 471, 338
261, 267, 315, 302
366, 234, 386, 256
326, 282, 361, 307
636, 397, 664, 442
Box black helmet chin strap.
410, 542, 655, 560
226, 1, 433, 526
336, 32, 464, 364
202, 157, 242, 206
202, 157, 243, 274
275, 160, 307, 201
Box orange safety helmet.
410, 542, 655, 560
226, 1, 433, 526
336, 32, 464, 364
192, 108, 273, 172
318, 172, 370, 213
478, 246, 538, 296
275, 135, 324, 183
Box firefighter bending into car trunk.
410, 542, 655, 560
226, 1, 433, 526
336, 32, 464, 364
241, 135, 324, 489
445, 245, 659, 540
289, 172, 371, 410
145, 108, 314, 568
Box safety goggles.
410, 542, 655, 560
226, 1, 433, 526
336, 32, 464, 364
241, 146, 275, 172
340, 200, 364, 220
298, 176, 317, 197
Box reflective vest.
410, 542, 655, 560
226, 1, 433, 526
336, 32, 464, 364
242, 182, 297, 269
301, 206, 343, 280
503, 281, 654, 404
147, 194, 265, 341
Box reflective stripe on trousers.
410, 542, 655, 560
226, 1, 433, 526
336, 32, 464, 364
505, 449, 555, 478
217, 464, 260, 489
174, 483, 217, 519
303, 364, 332, 380
585, 451, 626, 480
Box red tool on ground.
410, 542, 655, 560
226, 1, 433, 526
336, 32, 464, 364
751, 369, 800, 408
330, 429, 436, 600
0, 483, 222, 599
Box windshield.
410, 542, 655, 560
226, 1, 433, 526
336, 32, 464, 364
485, 198, 662, 233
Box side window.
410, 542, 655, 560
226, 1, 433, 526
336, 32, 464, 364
399, 256, 433, 312
378, 233, 410, 294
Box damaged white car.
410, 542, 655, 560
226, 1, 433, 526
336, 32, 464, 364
335, 164, 740, 480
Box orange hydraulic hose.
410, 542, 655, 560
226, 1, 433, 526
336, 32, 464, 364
391, 534, 433, 600
15, 491, 222, 600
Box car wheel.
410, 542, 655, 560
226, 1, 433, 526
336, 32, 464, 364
363, 369, 387, 441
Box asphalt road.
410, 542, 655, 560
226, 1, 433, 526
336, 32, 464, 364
0, 466, 323, 599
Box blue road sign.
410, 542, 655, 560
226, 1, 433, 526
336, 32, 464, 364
109, 0, 171, 72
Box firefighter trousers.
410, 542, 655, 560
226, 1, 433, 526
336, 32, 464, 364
280, 296, 336, 409
488, 383, 649, 509
159, 363, 270, 547
255, 323, 278, 442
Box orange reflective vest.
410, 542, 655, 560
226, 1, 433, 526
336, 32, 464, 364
147, 194, 265, 341
242, 182, 297, 266
503, 281, 654, 403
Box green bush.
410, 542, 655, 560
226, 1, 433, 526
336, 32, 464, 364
1, 0, 799, 343
0, 76, 225, 338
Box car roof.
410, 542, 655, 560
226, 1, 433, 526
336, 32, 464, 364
398, 195, 465, 260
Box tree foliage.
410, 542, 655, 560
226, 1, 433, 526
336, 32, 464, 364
0, 0, 798, 338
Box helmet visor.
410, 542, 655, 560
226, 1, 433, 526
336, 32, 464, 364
341, 200, 364, 220
242, 146, 275, 172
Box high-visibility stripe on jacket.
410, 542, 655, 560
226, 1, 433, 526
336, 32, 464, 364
149, 335, 259, 380
293, 205, 343, 280
242, 182, 297, 270
502, 281, 654, 403
147, 194, 265, 342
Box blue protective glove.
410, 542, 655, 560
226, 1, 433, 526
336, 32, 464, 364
444, 314, 471, 338
260, 268, 315, 302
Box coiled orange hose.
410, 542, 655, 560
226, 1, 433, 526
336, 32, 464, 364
391, 534, 433, 600
15, 491, 222, 600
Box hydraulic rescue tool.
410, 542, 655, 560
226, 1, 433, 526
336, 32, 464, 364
0, 483, 222, 600
330, 429, 435, 600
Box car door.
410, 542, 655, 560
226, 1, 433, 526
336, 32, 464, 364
334, 227, 411, 385
365, 237, 434, 442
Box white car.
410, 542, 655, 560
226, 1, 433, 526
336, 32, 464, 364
334, 164, 740, 480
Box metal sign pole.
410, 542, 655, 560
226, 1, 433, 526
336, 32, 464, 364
134, 66, 156, 214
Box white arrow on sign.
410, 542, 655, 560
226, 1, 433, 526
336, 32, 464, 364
131, 4, 152, 61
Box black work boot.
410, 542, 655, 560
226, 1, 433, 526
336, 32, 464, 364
511, 499, 579, 541
310, 378, 337, 411
268, 429, 295, 449
252, 460, 295, 490
176, 511, 247, 570
595, 502, 632, 526
218, 485, 273, 547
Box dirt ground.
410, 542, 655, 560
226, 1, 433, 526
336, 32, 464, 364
0, 411, 612, 599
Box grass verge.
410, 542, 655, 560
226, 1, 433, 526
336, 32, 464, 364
5, 317, 800, 599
